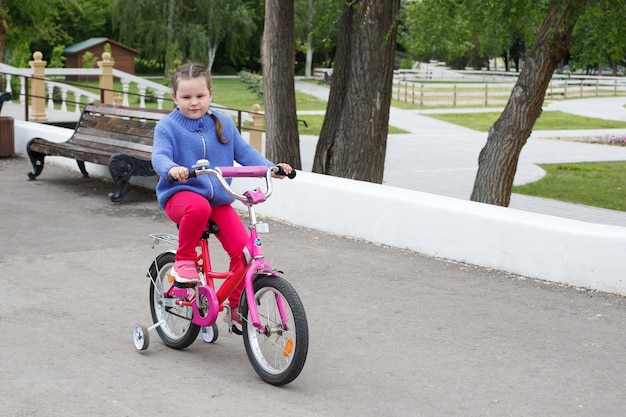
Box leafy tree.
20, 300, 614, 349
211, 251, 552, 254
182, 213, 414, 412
52, 0, 110, 47
48, 45, 66, 68
82, 51, 97, 68
0, 0, 97, 65
112, 0, 178, 76
570, 0, 626, 75
238, 0, 266, 72
400, 0, 544, 71
296, 0, 316, 78
400, 0, 474, 66
112, 0, 257, 75
177, 0, 256, 73
295, 0, 342, 77
262, 0, 301, 167
470, 0, 588, 206
312, 0, 401, 183
400, 0, 594, 205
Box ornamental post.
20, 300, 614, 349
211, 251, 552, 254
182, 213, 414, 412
28, 52, 47, 121
98, 52, 114, 105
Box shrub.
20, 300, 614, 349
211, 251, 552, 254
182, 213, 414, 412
238, 70, 263, 101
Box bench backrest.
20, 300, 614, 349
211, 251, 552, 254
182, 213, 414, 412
70, 103, 171, 161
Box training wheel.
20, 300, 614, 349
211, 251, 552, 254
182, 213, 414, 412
200, 323, 219, 343
133, 324, 150, 351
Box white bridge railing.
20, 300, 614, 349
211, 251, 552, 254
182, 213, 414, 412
0, 63, 171, 114
0, 53, 255, 136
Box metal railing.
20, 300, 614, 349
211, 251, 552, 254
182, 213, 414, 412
0, 56, 263, 143
390, 69, 626, 107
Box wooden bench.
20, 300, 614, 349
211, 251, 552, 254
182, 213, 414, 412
26, 103, 170, 203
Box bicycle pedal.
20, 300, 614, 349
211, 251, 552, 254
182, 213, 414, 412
223, 305, 232, 327
223, 306, 243, 335
174, 281, 197, 288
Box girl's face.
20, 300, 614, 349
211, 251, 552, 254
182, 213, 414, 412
172, 77, 213, 120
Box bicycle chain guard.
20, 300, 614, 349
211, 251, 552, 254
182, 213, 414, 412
191, 285, 219, 326
167, 284, 219, 327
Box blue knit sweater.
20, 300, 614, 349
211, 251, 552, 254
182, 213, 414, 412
152, 108, 273, 208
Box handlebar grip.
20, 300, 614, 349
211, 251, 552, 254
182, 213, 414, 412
274, 166, 297, 179
167, 170, 197, 183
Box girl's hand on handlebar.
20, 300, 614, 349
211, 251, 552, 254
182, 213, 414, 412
168, 166, 190, 183
272, 163, 296, 179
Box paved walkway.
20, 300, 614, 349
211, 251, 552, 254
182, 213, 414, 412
3, 155, 626, 416
6, 84, 626, 227
295, 80, 626, 227
4, 87, 626, 417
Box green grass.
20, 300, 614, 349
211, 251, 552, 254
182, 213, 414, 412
211, 78, 264, 110
212, 78, 329, 111
426, 111, 626, 131
211, 78, 406, 134
512, 161, 626, 211
296, 114, 406, 135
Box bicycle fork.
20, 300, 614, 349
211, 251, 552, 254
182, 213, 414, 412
243, 262, 291, 333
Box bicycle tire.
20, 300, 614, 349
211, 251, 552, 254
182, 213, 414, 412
148, 252, 200, 349
240, 275, 308, 385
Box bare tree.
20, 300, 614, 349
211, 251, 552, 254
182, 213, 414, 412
262, 0, 302, 167
470, 0, 588, 206
312, 0, 401, 183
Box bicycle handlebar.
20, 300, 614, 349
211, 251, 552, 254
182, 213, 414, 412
166, 160, 296, 203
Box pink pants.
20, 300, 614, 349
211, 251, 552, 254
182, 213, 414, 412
164, 191, 247, 307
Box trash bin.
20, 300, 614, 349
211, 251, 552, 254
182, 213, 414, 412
0, 92, 13, 157
0, 116, 14, 157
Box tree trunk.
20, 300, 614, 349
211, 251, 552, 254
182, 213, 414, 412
0, 0, 5, 65
312, 0, 400, 183
305, 35, 314, 79
262, 0, 302, 168
304, 0, 314, 79
470, 0, 587, 206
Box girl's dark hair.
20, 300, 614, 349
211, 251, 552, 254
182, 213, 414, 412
171, 62, 227, 144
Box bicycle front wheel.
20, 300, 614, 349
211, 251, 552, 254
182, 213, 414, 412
148, 252, 200, 349
240, 275, 309, 385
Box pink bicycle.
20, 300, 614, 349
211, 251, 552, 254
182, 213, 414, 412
133, 159, 308, 386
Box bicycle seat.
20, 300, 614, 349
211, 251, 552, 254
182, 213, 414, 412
202, 221, 219, 239
175, 220, 219, 239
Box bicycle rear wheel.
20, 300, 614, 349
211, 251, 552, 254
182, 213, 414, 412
240, 275, 308, 385
148, 252, 200, 349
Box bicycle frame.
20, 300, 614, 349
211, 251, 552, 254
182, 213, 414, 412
151, 162, 291, 334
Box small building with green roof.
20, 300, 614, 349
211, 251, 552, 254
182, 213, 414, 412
62, 37, 139, 74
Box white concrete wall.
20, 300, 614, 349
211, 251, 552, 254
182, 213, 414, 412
247, 173, 626, 295
15, 121, 626, 295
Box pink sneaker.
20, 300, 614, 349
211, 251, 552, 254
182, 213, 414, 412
225, 304, 242, 335
172, 260, 200, 284
231, 305, 241, 324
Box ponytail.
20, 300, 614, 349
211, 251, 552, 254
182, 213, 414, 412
209, 112, 228, 144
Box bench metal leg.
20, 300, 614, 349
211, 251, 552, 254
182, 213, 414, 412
108, 153, 155, 204
76, 160, 89, 178
26, 145, 45, 180
27, 141, 90, 180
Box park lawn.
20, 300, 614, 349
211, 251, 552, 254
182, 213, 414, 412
212, 79, 407, 133
211, 78, 263, 110
212, 78, 328, 111
296, 114, 407, 135
426, 111, 626, 131
512, 161, 626, 211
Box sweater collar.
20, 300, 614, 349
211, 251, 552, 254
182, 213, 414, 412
170, 107, 213, 132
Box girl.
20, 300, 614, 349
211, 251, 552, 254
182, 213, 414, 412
151, 62, 292, 329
